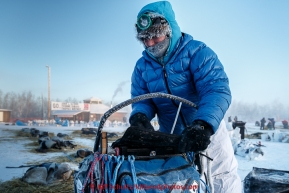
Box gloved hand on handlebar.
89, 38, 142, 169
129, 113, 154, 131
178, 120, 214, 153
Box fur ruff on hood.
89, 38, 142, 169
136, 1, 182, 64
136, 12, 172, 41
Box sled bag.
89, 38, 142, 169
74, 154, 200, 193
114, 156, 199, 193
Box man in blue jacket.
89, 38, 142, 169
129, 1, 242, 192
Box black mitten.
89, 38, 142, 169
129, 113, 154, 131
178, 120, 214, 153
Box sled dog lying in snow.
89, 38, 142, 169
234, 139, 264, 160
227, 127, 264, 160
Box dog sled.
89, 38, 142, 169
244, 167, 289, 193
73, 93, 214, 193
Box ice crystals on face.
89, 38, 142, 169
146, 37, 170, 58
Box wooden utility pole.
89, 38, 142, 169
46, 66, 51, 121
42, 93, 44, 120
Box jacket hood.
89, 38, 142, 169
137, 1, 182, 64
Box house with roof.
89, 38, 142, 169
0, 109, 11, 123
51, 97, 128, 123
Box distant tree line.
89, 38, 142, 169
0, 90, 288, 122
0, 90, 80, 120
225, 99, 289, 122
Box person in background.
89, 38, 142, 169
128, 1, 241, 192
260, 117, 266, 130
268, 118, 275, 130
234, 116, 238, 122
282, 120, 288, 129
228, 116, 232, 122
255, 120, 260, 126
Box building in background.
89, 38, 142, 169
51, 97, 128, 123
0, 109, 11, 123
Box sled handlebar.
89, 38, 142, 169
94, 92, 197, 152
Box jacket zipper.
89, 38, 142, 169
161, 63, 188, 128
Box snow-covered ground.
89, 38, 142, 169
0, 121, 289, 189
232, 121, 289, 181
0, 123, 127, 182
0, 124, 80, 182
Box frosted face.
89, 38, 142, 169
146, 37, 170, 58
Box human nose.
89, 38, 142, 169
144, 39, 155, 47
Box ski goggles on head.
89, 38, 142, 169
136, 13, 167, 32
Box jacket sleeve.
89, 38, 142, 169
189, 46, 231, 133
130, 60, 157, 121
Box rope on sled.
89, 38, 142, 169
103, 155, 113, 193
81, 154, 126, 193
128, 155, 139, 193
199, 179, 211, 193
81, 152, 103, 193
110, 155, 125, 193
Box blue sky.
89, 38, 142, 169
0, 0, 288, 105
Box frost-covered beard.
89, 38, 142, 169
146, 37, 170, 58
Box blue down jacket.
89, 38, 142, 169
131, 1, 231, 134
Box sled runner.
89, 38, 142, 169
73, 93, 212, 193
